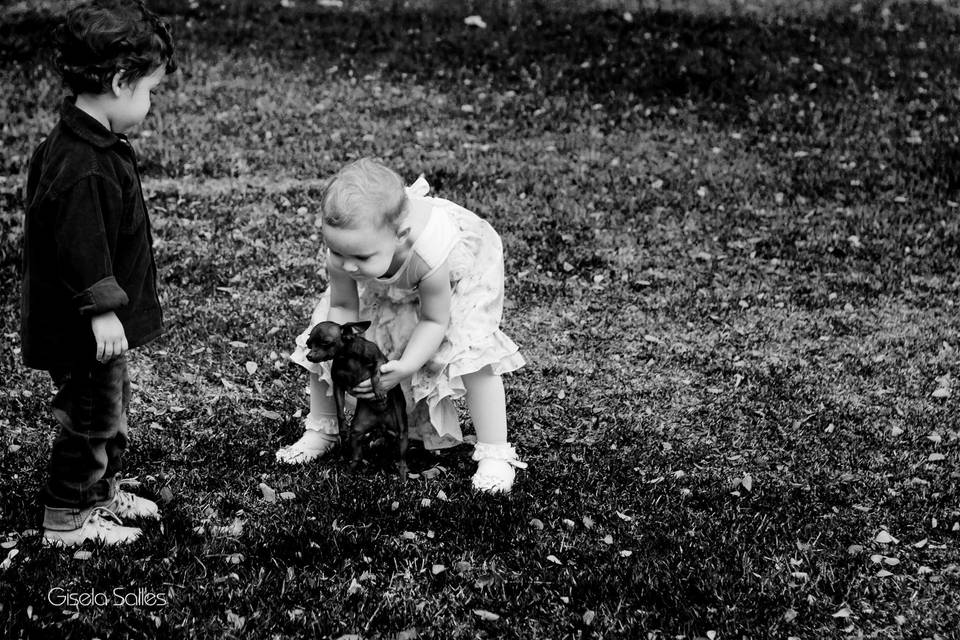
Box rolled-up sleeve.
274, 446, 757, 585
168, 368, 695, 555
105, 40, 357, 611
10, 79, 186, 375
54, 175, 129, 316
73, 275, 129, 315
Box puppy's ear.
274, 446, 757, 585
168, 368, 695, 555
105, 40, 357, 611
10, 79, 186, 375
342, 321, 371, 337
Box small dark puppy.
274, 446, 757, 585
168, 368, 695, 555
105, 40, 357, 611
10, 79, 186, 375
305, 320, 408, 480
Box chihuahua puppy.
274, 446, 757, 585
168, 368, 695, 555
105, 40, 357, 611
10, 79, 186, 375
305, 320, 408, 480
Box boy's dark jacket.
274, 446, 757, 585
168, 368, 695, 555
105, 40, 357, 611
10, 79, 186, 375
21, 98, 163, 369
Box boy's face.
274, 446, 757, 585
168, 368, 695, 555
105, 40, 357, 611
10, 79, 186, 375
110, 66, 165, 133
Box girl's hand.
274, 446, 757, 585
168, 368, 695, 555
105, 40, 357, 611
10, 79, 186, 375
350, 360, 412, 398
91, 311, 128, 363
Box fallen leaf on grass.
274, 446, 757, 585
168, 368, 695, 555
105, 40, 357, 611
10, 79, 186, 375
583, 610, 596, 625
875, 530, 898, 544
464, 15, 487, 28
226, 610, 245, 631
211, 518, 245, 538
529, 518, 544, 530
546, 554, 562, 565
832, 607, 852, 618
259, 483, 276, 503
741, 473, 753, 492
279, 491, 296, 501
1, 549, 20, 570
615, 511, 633, 522
473, 609, 500, 621
431, 564, 446, 575
876, 569, 894, 577
928, 453, 945, 462
783, 608, 798, 622
244, 361, 258, 375
287, 608, 304, 621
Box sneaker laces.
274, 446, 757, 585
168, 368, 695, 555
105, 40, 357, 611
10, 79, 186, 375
114, 489, 138, 512
87, 506, 125, 529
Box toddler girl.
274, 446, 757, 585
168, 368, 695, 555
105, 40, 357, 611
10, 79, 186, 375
276, 158, 527, 493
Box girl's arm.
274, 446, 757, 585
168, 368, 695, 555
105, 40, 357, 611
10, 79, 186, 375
325, 258, 360, 324
394, 260, 451, 374
353, 261, 451, 396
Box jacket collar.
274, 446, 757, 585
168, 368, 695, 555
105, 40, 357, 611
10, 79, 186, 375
60, 97, 123, 149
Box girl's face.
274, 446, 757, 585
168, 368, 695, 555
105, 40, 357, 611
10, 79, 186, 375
324, 222, 403, 281
109, 66, 165, 133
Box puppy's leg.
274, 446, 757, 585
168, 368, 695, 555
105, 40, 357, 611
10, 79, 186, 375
392, 389, 409, 482
333, 384, 348, 440
349, 405, 377, 470
370, 370, 386, 402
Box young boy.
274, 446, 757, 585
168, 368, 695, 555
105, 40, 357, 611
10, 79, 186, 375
21, 0, 176, 546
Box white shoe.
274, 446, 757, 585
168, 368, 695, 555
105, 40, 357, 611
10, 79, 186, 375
43, 507, 142, 547
110, 483, 160, 520
276, 430, 339, 465
472, 442, 527, 494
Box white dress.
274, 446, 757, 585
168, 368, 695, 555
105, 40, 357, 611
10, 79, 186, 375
290, 177, 525, 449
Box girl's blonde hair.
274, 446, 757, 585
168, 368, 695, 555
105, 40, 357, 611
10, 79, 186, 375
321, 158, 407, 231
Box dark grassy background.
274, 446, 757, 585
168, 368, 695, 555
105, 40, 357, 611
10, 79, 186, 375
1, 1, 959, 638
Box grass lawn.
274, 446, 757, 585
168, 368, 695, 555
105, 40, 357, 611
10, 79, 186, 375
1, 1, 959, 638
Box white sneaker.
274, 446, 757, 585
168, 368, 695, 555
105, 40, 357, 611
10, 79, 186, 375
110, 486, 160, 520
43, 507, 142, 547
472, 442, 528, 494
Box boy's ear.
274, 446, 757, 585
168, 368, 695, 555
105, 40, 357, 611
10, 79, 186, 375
110, 71, 126, 97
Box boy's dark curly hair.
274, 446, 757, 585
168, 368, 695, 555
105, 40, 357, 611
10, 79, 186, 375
55, 0, 176, 95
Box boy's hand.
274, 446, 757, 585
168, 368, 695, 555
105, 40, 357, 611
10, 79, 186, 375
350, 360, 411, 398
91, 311, 128, 362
